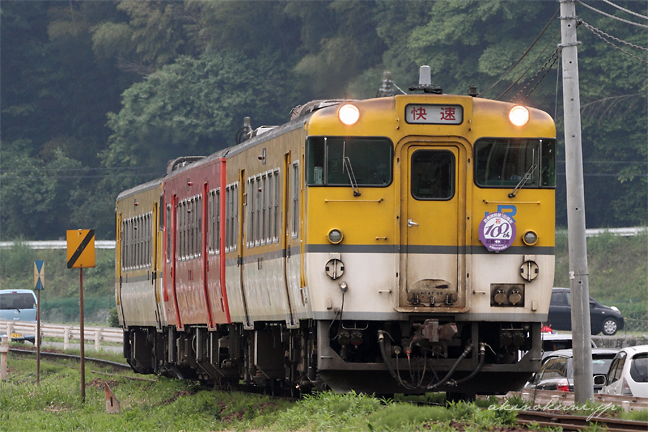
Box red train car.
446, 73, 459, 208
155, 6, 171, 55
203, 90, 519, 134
163, 156, 229, 330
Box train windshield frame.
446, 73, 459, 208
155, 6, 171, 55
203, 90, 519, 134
473, 138, 556, 188
306, 136, 393, 187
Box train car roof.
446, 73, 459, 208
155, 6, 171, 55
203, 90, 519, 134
116, 176, 164, 201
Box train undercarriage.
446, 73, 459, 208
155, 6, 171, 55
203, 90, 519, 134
123, 319, 542, 397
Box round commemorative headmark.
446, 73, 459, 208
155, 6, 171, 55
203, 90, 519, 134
478, 212, 516, 252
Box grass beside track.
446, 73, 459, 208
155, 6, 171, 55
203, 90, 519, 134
1, 347, 646, 431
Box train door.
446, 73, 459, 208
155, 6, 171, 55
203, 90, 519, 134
170, 194, 183, 330
153, 198, 164, 331
283, 153, 298, 326
116, 212, 125, 324
238, 171, 252, 328
399, 143, 466, 310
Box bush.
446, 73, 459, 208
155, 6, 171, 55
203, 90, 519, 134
109, 307, 120, 327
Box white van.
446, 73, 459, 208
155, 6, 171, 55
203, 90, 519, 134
596, 345, 648, 398
0, 289, 38, 342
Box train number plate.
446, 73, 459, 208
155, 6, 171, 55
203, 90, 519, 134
405, 104, 463, 125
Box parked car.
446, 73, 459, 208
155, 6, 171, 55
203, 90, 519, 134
541, 332, 597, 355
0, 289, 38, 343
595, 345, 648, 398
524, 348, 619, 392
548, 287, 624, 336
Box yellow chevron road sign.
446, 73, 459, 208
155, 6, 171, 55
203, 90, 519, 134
66, 229, 95, 269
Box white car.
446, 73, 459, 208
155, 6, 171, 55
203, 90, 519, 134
596, 345, 648, 398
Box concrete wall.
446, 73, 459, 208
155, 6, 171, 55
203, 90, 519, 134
592, 335, 648, 348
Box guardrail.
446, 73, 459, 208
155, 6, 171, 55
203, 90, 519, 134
0, 320, 122, 351
510, 389, 648, 410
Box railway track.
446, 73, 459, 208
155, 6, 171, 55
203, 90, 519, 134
516, 410, 647, 431
9, 347, 131, 371
8, 347, 647, 431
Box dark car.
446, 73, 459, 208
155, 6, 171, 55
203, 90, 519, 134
548, 287, 625, 336
524, 348, 619, 392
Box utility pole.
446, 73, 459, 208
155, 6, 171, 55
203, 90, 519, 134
559, 0, 594, 403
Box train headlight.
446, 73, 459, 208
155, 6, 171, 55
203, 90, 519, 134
327, 229, 344, 244
509, 105, 529, 126
522, 230, 538, 246
338, 104, 360, 125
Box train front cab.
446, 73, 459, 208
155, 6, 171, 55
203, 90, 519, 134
304, 95, 556, 395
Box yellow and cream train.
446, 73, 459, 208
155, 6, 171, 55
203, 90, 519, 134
115, 70, 556, 396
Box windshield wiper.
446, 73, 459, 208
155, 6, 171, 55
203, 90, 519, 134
342, 140, 361, 196
509, 163, 538, 198
343, 156, 361, 196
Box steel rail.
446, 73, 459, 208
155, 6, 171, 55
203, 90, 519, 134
516, 410, 648, 431
9, 347, 131, 370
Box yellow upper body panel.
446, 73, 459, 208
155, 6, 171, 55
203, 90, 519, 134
304, 94, 556, 249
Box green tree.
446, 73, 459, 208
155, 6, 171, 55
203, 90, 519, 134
103, 49, 300, 171
0, 142, 83, 239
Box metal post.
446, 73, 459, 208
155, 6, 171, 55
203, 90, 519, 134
37, 289, 41, 385
0, 335, 8, 381
559, 0, 593, 403
80, 268, 85, 402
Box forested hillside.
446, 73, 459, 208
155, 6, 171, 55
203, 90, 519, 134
1, 1, 646, 241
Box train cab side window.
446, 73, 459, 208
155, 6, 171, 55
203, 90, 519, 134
411, 150, 455, 200
474, 138, 556, 188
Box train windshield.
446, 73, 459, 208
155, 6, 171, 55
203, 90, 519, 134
306, 137, 393, 187
474, 138, 556, 188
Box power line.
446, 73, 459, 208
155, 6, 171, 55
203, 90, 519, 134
601, 0, 648, 21
511, 47, 562, 102
479, 8, 559, 97
580, 19, 648, 64
0, 166, 159, 173
557, 160, 648, 164
496, 27, 562, 100
577, 0, 648, 29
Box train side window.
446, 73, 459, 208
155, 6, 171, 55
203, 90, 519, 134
261, 173, 267, 246
273, 169, 280, 243
191, 198, 197, 258
267, 171, 273, 244
225, 187, 231, 252
215, 189, 220, 254
247, 178, 254, 248
226, 183, 238, 252
208, 190, 219, 255
411, 150, 455, 200
127, 219, 131, 269
135, 216, 140, 268
292, 162, 299, 238
233, 183, 238, 251
255, 175, 261, 246
122, 219, 128, 269
166, 204, 171, 262
146, 213, 150, 267
197, 195, 202, 258
179, 201, 184, 260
